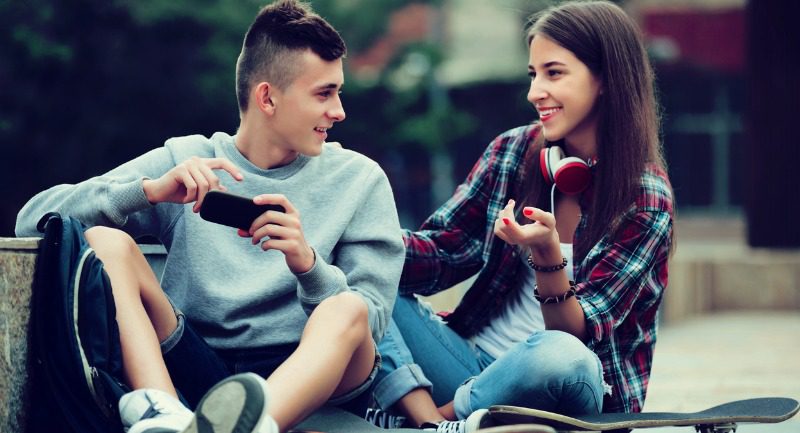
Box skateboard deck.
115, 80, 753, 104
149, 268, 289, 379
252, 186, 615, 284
489, 397, 799, 433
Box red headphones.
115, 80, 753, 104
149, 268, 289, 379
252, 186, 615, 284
539, 146, 592, 195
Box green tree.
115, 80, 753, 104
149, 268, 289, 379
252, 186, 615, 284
0, 0, 473, 235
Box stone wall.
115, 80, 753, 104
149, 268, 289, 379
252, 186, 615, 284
660, 242, 800, 322
0, 239, 166, 433
0, 238, 38, 433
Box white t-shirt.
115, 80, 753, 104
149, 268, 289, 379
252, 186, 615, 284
472, 243, 574, 359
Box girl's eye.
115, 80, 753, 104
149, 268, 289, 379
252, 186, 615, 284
548, 70, 563, 77
528, 71, 536, 79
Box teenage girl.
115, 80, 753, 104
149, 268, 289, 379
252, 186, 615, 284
371, 2, 674, 432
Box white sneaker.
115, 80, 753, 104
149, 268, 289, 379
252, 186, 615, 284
181, 373, 278, 433
119, 388, 193, 433
423, 409, 493, 433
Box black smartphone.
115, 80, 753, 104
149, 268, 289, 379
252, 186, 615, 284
199, 190, 285, 230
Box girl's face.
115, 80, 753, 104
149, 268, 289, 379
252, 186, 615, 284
527, 35, 603, 155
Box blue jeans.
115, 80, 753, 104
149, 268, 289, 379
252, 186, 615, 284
374, 295, 605, 419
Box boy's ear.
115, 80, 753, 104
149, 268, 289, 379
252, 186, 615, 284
254, 82, 277, 115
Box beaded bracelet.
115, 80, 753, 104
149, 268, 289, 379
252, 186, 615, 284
533, 282, 577, 304
527, 255, 568, 272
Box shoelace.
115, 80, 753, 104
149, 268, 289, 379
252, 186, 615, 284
139, 391, 185, 421
364, 408, 406, 429
138, 393, 163, 421
434, 419, 465, 433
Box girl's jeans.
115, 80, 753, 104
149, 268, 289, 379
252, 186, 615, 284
374, 295, 606, 419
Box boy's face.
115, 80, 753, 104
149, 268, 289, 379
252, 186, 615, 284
267, 50, 346, 156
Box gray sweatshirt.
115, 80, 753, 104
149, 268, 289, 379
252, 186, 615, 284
15, 132, 405, 349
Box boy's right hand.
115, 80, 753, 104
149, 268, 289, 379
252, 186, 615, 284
143, 157, 244, 212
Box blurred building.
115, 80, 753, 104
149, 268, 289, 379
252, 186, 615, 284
348, 0, 749, 223
632, 0, 746, 214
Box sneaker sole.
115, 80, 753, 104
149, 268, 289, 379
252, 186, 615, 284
133, 420, 191, 433
467, 409, 495, 433
182, 373, 267, 433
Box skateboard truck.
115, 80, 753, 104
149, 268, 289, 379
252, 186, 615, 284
695, 422, 736, 433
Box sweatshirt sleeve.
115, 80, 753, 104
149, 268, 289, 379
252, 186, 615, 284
294, 164, 405, 342
15, 146, 177, 238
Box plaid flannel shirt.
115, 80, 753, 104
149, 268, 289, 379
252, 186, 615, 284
399, 123, 674, 413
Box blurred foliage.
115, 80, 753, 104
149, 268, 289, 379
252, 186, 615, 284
0, 0, 484, 235
0, 0, 754, 238
315, 0, 441, 53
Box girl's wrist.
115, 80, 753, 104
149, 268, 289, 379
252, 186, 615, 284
529, 240, 562, 266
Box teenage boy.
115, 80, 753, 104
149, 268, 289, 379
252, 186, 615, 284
15, 1, 404, 433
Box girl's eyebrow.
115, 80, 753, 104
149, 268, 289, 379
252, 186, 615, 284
529, 60, 567, 71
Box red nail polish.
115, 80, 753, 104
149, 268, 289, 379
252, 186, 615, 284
523, 208, 534, 216
502, 217, 510, 225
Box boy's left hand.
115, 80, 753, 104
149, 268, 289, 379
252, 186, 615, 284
236, 194, 315, 274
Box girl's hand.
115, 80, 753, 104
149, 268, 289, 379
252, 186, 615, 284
493, 199, 560, 253
143, 157, 244, 212
238, 194, 315, 274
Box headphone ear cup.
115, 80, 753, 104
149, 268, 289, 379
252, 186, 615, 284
539, 146, 565, 184
553, 156, 591, 195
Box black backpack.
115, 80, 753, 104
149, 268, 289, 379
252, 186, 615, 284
27, 213, 129, 433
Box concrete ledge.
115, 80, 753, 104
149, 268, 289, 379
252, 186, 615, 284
0, 238, 38, 432
0, 238, 165, 432
662, 242, 800, 322
0, 238, 40, 250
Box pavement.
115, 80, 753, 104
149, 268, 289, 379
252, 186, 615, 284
642, 311, 800, 433
634, 215, 800, 432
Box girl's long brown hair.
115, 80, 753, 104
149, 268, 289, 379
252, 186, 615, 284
517, 1, 667, 261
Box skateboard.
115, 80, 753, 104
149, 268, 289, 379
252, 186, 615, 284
487, 397, 799, 433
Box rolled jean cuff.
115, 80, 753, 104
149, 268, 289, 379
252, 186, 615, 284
160, 308, 186, 354
453, 377, 477, 420
373, 363, 433, 410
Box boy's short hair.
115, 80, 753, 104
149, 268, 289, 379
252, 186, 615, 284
236, 0, 347, 112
